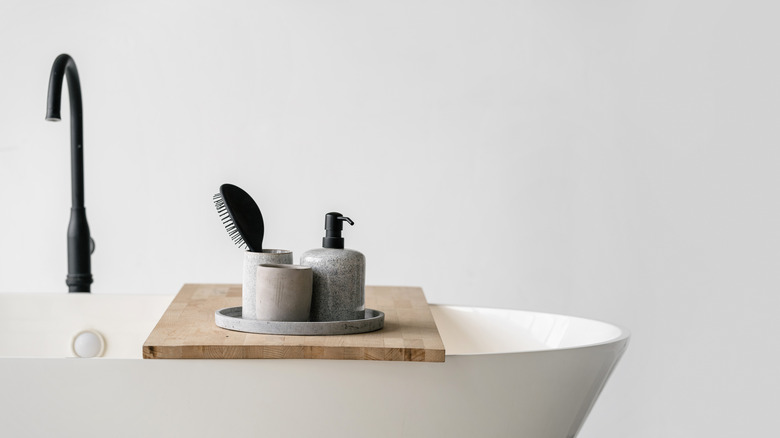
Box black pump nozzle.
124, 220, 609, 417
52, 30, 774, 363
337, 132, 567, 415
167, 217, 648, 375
323, 212, 354, 249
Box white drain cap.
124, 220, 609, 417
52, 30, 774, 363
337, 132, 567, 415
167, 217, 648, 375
72, 330, 106, 358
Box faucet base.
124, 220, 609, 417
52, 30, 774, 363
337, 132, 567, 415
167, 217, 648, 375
66, 273, 92, 293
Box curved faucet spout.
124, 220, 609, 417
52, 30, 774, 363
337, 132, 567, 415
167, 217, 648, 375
46, 54, 85, 208
46, 54, 93, 293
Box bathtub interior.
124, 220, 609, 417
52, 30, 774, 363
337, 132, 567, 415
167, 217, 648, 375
429, 305, 626, 355
0, 293, 626, 359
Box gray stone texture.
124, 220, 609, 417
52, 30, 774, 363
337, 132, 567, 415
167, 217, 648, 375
215, 307, 384, 335
300, 248, 365, 322
242, 250, 293, 319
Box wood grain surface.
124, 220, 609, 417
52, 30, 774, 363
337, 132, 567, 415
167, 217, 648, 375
143, 284, 445, 362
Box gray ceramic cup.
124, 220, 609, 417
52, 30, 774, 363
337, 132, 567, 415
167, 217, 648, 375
255, 264, 313, 321
242, 250, 293, 319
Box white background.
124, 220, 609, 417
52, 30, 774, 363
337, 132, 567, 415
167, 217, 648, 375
1, 1, 778, 436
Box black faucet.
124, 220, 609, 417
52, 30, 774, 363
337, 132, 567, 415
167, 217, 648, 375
46, 54, 94, 293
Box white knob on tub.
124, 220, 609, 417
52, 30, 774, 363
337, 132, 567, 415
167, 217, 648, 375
71, 330, 106, 358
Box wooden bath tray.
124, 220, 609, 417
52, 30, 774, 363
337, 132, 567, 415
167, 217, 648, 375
143, 284, 445, 362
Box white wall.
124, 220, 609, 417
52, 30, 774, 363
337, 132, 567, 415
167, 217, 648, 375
1, 0, 778, 436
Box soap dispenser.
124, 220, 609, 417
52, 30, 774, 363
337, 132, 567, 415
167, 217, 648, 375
300, 212, 365, 322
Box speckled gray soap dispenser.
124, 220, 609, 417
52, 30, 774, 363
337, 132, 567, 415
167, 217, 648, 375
300, 212, 365, 322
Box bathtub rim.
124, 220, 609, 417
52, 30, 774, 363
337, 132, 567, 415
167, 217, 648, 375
429, 303, 631, 357
0, 293, 630, 359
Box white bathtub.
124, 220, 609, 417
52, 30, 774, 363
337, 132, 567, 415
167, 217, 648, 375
0, 293, 628, 438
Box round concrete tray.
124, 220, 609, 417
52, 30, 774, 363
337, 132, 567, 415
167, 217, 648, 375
215, 307, 385, 336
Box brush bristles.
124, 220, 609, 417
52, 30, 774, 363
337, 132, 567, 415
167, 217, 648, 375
214, 193, 247, 249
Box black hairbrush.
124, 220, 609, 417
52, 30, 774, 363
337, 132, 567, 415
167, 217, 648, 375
213, 183, 264, 251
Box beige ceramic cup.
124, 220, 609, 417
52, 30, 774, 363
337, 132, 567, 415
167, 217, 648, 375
255, 264, 313, 321
242, 250, 293, 319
